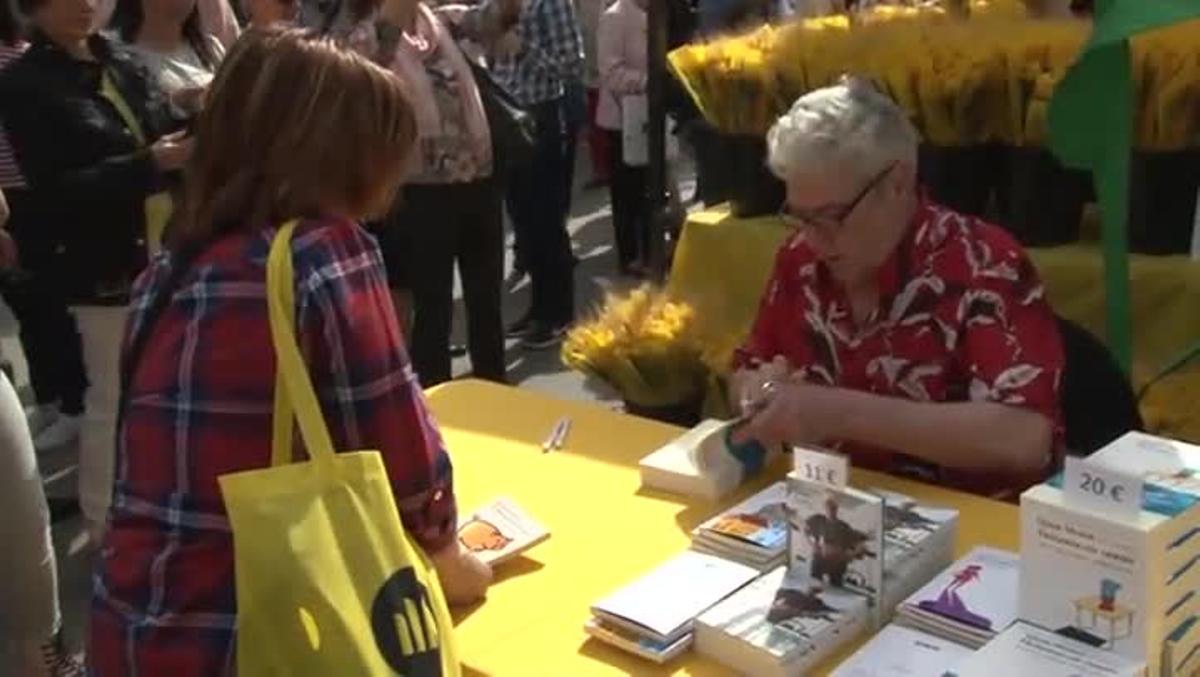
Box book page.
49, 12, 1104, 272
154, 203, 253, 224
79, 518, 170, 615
831, 624, 974, 676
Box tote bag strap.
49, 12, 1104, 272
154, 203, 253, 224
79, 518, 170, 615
266, 220, 337, 468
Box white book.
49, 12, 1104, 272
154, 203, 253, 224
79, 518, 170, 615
787, 474, 885, 611
831, 624, 974, 676
952, 621, 1146, 677
694, 481, 789, 555
639, 419, 744, 501
695, 566, 870, 677
591, 551, 759, 644
457, 497, 549, 567
898, 547, 1020, 641
871, 487, 959, 617
583, 617, 693, 664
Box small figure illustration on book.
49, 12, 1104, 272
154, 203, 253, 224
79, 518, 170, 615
458, 518, 512, 553
768, 583, 838, 626
917, 564, 992, 630
801, 497, 876, 587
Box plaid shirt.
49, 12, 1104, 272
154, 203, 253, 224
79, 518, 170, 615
89, 217, 457, 677
490, 0, 585, 106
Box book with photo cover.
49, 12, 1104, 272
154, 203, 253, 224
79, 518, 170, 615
457, 496, 549, 567
896, 546, 1020, 648
693, 481, 789, 555
831, 623, 974, 676
695, 566, 870, 677
591, 551, 759, 644
583, 617, 693, 664
788, 474, 885, 612
870, 487, 959, 615
950, 621, 1146, 677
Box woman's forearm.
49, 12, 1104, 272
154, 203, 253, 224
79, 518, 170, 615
827, 388, 1054, 475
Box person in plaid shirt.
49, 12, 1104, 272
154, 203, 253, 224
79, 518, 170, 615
449, 0, 585, 348
89, 29, 491, 676
732, 78, 1064, 502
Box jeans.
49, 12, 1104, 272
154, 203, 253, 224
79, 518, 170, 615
73, 306, 125, 539
606, 130, 649, 269
506, 97, 576, 326
386, 178, 506, 386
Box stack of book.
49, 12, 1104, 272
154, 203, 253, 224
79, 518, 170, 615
870, 487, 960, 616
694, 567, 871, 677
830, 623, 975, 676
894, 546, 1021, 649
691, 482, 789, 571
1019, 431, 1200, 676
952, 621, 1146, 676
587, 551, 759, 663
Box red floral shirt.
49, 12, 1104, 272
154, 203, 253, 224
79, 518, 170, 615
736, 199, 1064, 499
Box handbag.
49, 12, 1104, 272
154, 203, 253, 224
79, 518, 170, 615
217, 221, 461, 676
464, 57, 537, 176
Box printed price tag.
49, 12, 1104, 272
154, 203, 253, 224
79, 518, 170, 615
1063, 456, 1143, 519
792, 446, 848, 490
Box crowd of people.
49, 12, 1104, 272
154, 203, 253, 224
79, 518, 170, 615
0, 0, 1071, 674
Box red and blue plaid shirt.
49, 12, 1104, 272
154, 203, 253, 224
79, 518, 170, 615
89, 216, 457, 676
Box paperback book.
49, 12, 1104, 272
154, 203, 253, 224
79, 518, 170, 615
694, 566, 870, 677
871, 487, 960, 616
639, 419, 742, 501
831, 623, 974, 676
1020, 432, 1200, 675
787, 474, 885, 613
950, 621, 1146, 677
457, 496, 549, 567
583, 617, 693, 664
692, 481, 789, 571
590, 550, 759, 646
895, 546, 1021, 649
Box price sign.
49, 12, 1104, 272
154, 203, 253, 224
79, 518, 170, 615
792, 446, 848, 490
1063, 456, 1143, 519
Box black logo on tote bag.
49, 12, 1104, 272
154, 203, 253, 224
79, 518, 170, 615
371, 568, 444, 676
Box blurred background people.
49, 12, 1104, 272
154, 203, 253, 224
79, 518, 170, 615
0, 0, 190, 544
108, 0, 224, 99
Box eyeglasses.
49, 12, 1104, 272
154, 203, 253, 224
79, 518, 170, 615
779, 162, 897, 234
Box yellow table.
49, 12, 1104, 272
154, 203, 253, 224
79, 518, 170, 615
427, 380, 1018, 676
667, 206, 1200, 442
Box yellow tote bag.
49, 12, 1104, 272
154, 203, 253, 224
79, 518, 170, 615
218, 221, 460, 676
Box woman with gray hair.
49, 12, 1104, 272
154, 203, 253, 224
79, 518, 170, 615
732, 77, 1066, 501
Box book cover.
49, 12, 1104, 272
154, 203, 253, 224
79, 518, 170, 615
457, 497, 549, 567
1020, 484, 1179, 670
591, 551, 759, 643
901, 546, 1020, 636
696, 566, 870, 670
695, 481, 789, 552
951, 621, 1146, 677
583, 617, 692, 664
872, 487, 959, 559
788, 475, 885, 602
831, 623, 974, 676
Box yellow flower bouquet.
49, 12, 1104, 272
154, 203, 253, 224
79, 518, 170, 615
562, 286, 710, 413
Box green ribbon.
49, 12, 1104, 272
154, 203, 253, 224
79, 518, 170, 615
1047, 0, 1200, 373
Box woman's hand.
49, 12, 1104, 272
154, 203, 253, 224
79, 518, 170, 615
431, 541, 493, 606
731, 381, 846, 451
150, 131, 193, 172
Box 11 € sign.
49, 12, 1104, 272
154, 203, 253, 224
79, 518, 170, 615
1063, 456, 1143, 519
793, 446, 848, 490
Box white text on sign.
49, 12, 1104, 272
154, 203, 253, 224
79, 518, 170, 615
1062, 456, 1143, 520
792, 446, 848, 490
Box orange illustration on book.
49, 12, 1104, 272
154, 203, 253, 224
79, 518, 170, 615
458, 518, 512, 552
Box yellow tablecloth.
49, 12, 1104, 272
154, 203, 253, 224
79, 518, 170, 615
667, 206, 1200, 442
428, 380, 1018, 676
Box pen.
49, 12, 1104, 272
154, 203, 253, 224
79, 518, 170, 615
542, 417, 569, 453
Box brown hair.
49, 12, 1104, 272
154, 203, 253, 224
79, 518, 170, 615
175, 26, 416, 247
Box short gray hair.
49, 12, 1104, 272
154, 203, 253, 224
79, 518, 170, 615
766, 76, 918, 181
